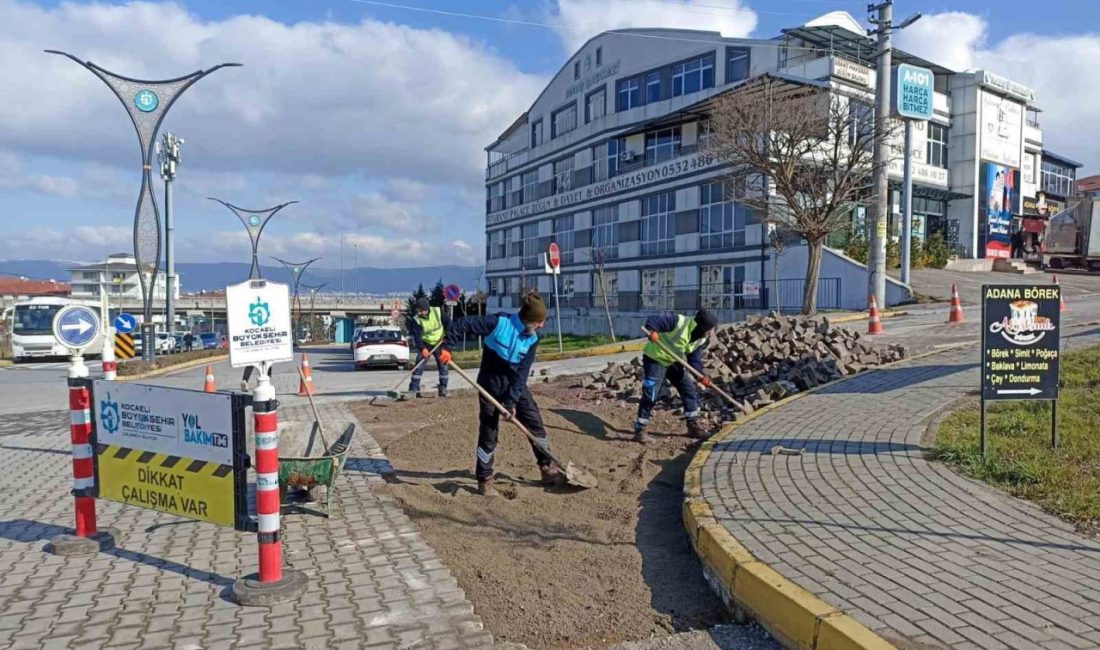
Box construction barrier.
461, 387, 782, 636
867, 295, 884, 335
948, 284, 966, 324
297, 353, 315, 397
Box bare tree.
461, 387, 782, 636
708, 77, 893, 314
767, 223, 794, 315
585, 247, 617, 343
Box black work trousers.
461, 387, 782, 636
475, 371, 552, 482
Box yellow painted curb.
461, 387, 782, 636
829, 309, 908, 324
736, 561, 837, 649
118, 353, 228, 382
818, 613, 898, 650
536, 339, 646, 362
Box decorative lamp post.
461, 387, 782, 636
208, 198, 298, 279
272, 257, 319, 346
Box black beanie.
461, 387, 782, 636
519, 292, 548, 324
692, 309, 718, 339
416, 297, 430, 311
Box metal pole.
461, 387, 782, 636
553, 271, 563, 353
901, 119, 914, 285
980, 397, 987, 460
868, 0, 893, 311
1051, 400, 1058, 450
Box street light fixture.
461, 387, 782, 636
47, 50, 240, 361
272, 257, 320, 346
208, 198, 299, 279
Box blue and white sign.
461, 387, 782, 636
114, 312, 137, 334
894, 64, 934, 121
225, 279, 293, 368
53, 305, 102, 352
444, 284, 462, 303
134, 89, 159, 113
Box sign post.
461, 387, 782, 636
444, 283, 461, 323
47, 305, 115, 556
225, 279, 306, 605
893, 63, 935, 286
980, 284, 1061, 458
546, 243, 564, 353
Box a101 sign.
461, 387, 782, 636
893, 63, 934, 121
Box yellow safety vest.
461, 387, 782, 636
416, 306, 444, 346
643, 314, 706, 367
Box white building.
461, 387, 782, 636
69, 253, 177, 304
483, 11, 1075, 318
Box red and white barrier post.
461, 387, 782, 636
101, 326, 117, 381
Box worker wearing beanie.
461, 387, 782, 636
632, 309, 718, 443
407, 297, 452, 397
440, 292, 562, 497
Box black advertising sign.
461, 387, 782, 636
981, 284, 1061, 401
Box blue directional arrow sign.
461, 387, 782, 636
53, 305, 102, 351
114, 312, 137, 334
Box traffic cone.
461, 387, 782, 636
1053, 274, 1068, 312
203, 364, 217, 393
867, 294, 884, 335
297, 353, 316, 397
948, 284, 966, 324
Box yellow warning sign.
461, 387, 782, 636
97, 444, 237, 527
115, 333, 136, 360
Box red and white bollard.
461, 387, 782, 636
232, 365, 306, 606
101, 327, 117, 381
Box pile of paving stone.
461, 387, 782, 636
573, 313, 907, 423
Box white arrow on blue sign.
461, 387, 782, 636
114, 313, 137, 334
53, 305, 102, 351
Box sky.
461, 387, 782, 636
0, 0, 1096, 270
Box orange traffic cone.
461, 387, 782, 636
867, 294, 884, 335
1053, 274, 1068, 312
948, 284, 966, 324
203, 364, 217, 393
297, 353, 316, 397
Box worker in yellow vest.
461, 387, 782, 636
632, 310, 717, 443
407, 297, 451, 397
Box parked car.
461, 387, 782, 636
352, 326, 410, 370
155, 332, 176, 354
172, 331, 190, 353
199, 332, 228, 350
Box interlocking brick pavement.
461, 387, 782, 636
0, 399, 502, 649
700, 329, 1100, 649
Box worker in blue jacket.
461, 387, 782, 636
633, 310, 718, 443
441, 292, 562, 497
406, 297, 451, 397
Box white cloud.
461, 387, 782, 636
894, 12, 986, 73
547, 0, 758, 54
0, 224, 130, 260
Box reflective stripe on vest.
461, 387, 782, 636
416, 306, 444, 346
484, 314, 538, 365
643, 314, 705, 367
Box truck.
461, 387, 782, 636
1043, 197, 1100, 272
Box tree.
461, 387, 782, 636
429, 279, 445, 307
708, 76, 894, 314
767, 224, 795, 315
585, 246, 617, 343
404, 283, 427, 323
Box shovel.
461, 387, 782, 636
447, 361, 599, 490
381, 340, 445, 401
641, 326, 741, 408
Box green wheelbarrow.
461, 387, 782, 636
278, 421, 356, 518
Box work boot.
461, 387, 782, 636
438, 386, 448, 398
415, 391, 426, 399
540, 463, 564, 486
478, 478, 500, 497
632, 421, 650, 445
686, 419, 707, 439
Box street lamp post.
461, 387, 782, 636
47, 51, 240, 361
302, 283, 329, 343
157, 132, 183, 334
272, 257, 320, 347
208, 199, 299, 280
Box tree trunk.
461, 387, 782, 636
772, 250, 781, 315
802, 239, 824, 315
597, 266, 617, 342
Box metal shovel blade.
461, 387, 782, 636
562, 461, 599, 489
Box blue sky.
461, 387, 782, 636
0, 0, 1096, 273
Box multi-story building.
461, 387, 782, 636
68, 253, 176, 304
483, 11, 1079, 317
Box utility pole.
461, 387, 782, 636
353, 244, 358, 296
157, 132, 182, 333
867, 1, 893, 312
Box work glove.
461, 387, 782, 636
648, 330, 661, 343
438, 349, 453, 365
420, 348, 431, 359
697, 376, 712, 392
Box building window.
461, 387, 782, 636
596, 47, 602, 66
522, 170, 539, 204
592, 138, 621, 182
585, 87, 606, 123
553, 215, 575, 264
487, 230, 504, 260
642, 268, 675, 310
645, 126, 681, 165
726, 47, 750, 83
551, 103, 577, 139
848, 101, 874, 150
927, 123, 949, 169
641, 191, 676, 256
574, 61, 580, 80
700, 182, 732, 249
520, 223, 541, 271
646, 71, 661, 103
1042, 159, 1075, 197
488, 182, 505, 213
592, 269, 618, 306
617, 77, 642, 111
531, 119, 544, 149
672, 54, 715, 97
553, 156, 575, 194
591, 205, 619, 257
699, 265, 746, 310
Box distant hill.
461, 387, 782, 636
0, 260, 482, 294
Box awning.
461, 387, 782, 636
330, 311, 346, 317
781, 25, 956, 78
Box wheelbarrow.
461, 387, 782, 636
278, 421, 356, 517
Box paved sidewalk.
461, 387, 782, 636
0, 402, 498, 649
699, 330, 1100, 649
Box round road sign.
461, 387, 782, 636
443, 284, 461, 302
114, 312, 137, 334
53, 305, 102, 352
548, 242, 561, 269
